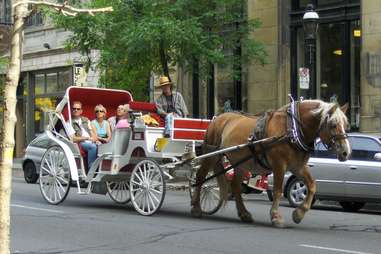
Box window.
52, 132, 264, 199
312, 141, 336, 158
32, 68, 72, 135
25, 12, 44, 27
0, 0, 11, 24
348, 137, 381, 161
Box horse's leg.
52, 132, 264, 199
191, 156, 220, 217
292, 165, 316, 224
270, 167, 285, 228
232, 169, 253, 223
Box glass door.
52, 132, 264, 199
317, 23, 346, 104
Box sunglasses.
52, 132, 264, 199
72, 108, 82, 111
95, 110, 104, 113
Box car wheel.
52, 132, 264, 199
267, 190, 273, 202
23, 161, 39, 184
339, 201, 365, 212
286, 178, 308, 207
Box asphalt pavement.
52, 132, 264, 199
10, 169, 381, 254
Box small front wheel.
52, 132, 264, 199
39, 146, 71, 205
106, 180, 131, 204
130, 160, 165, 216
189, 170, 223, 215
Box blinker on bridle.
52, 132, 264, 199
320, 114, 348, 151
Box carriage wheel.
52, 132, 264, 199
189, 169, 223, 215
39, 146, 71, 205
129, 159, 166, 216
106, 180, 131, 204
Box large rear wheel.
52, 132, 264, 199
189, 170, 223, 215
39, 146, 71, 205
130, 159, 165, 216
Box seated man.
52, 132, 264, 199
155, 76, 188, 137
66, 101, 97, 169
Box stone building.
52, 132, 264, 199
187, 0, 381, 134
0, 5, 99, 157
2, 0, 381, 157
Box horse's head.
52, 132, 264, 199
313, 102, 351, 161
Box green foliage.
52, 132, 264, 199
50, 0, 267, 101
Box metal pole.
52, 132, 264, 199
305, 37, 317, 99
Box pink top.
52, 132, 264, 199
115, 119, 130, 129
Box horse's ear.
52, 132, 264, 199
328, 104, 338, 116
340, 103, 349, 114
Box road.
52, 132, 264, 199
11, 173, 381, 254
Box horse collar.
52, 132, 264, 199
287, 100, 314, 152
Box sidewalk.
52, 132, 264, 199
13, 158, 23, 170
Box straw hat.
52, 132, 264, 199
155, 76, 173, 88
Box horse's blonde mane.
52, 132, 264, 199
308, 100, 348, 128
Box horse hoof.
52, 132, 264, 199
240, 213, 253, 223
292, 209, 303, 224
271, 218, 285, 228
191, 207, 202, 218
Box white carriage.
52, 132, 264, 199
39, 86, 221, 215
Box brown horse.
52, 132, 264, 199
191, 99, 351, 227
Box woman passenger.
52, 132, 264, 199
108, 104, 130, 131
91, 104, 112, 143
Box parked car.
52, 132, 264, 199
22, 133, 52, 183
267, 133, 381, 212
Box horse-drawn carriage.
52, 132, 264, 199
39, 86, 351, 227
39, 86, 224, 215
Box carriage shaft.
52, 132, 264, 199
192, 137, 276, 163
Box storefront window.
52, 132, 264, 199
216, 62, 235, 114
34, 96, 61, 134
58, 70, 71, 91
33, 68, 72, 135
46, 72, 58, 93
35, 74, 45, 95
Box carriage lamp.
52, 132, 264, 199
303, 4, 319, 99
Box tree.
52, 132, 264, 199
52, 0, 267, 101
0, 1, 112, 253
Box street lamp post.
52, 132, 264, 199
303, 4, 319, 99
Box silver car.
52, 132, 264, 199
267, 133, 381, 212
22, 133, 52, 183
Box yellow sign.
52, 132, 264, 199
333, 49, 342, 56
154, 138, 168, 152
353, 29, 361, 37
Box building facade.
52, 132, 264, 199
188, 0, 381, 134
1, 5, 99, 157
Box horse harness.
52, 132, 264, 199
245, 98, 313, 172
193, 98, 349, 187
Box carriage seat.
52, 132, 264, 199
129, 101, 164, 127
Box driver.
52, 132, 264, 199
155, 76, 188, 137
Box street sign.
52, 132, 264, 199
299, 67, 310, 89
